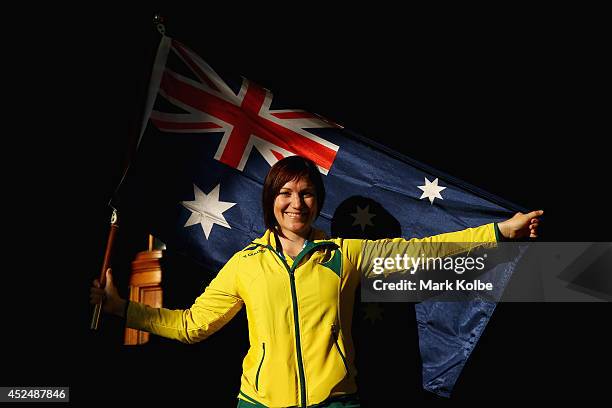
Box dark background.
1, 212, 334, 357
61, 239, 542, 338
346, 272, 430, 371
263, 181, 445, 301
7, 8, 610, 406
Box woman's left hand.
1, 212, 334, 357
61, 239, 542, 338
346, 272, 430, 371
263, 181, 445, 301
497, 210, 544, 240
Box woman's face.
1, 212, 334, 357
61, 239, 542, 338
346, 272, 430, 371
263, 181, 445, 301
274, 177, 318, 238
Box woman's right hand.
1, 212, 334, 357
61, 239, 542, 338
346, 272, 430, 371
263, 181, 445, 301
90, 268, 127, 318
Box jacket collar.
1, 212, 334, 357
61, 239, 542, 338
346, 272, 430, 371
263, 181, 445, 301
251, 227, 329, 248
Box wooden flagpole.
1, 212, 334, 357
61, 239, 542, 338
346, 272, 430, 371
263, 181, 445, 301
90, 13, 166, 330
91, 208, 119, 330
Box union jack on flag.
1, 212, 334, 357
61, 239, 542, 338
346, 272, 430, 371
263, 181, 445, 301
114, 35, 527, 398
150, 40, 339, 174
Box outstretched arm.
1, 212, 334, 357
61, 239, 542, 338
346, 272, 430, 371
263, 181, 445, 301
343, 223, 499, 279
90, 254, 244, 344
342, 210, 544, 278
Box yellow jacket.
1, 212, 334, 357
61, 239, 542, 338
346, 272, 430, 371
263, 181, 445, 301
126, 223, 498, 407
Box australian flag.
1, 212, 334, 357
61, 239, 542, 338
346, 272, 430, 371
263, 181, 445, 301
114, 36, 528, 397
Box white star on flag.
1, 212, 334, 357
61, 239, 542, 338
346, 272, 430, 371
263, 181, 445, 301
182, 183, 236, 239
350, 205, 376, 231
418, 177, 447, 204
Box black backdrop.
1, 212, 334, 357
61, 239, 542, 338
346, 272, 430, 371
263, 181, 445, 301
7, 9, 610, 406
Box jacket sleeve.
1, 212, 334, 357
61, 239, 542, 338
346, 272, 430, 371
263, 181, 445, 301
125, 253, 244, 344
341, 223, 499, 279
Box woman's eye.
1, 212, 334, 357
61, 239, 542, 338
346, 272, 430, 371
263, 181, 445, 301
279, 192, 291, 196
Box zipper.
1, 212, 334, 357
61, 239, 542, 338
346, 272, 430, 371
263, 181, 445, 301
288, 270, 306, 407
255, 342, 265, 391
331, 324, 350, 377
261, 241, 338, 408
266, 244, 307, 407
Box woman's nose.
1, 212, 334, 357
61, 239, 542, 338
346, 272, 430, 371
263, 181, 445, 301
291, 194, 303, 208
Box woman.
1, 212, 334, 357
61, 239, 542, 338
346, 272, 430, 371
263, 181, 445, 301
91, 156, 542, 407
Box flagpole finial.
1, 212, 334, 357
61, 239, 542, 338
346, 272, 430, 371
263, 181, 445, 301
153, 13, 166, 36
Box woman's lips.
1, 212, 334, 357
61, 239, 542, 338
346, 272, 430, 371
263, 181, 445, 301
284, 212, 307, 219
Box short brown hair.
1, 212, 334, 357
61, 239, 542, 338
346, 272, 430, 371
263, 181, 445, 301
262, 156, 326, 230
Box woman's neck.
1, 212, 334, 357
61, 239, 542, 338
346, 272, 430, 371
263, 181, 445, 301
276, 227, 311, 243
276, 227, 311, 257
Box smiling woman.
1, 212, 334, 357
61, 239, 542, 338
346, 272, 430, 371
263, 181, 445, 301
91, 155, 542, 408
262, 157, 325, 259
